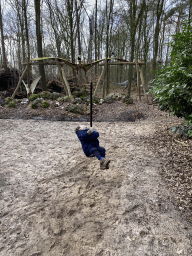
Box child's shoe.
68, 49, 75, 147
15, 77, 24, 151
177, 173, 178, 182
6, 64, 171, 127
100, 158, 110, 170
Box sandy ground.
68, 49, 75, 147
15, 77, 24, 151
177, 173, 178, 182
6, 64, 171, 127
0, 118, 192, 256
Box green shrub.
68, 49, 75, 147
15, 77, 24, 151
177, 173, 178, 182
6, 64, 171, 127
86, 97, 100, 104
66, 105, 85, 114
93, 98, 100, 104
41, 101, 50, 108
8, 101, 16, 108
172, 123, 192, 138
51, 92, 62, 100
148, 21, 192, 125
40, 91, 51, 99
60, 96, 70, 102
104, 93, 122, 103
57, 97, 64, 102
33, 98, 43, 105
80, 87, 88, 96
29, 94, 39, 101
5, 97, 13, 104
73, 90, 81, 97
72, 98, 82, 104
31, 103, 38, 109
122, 95, 133, 104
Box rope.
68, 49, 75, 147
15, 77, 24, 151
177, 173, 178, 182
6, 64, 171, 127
89, 15, 94, 127
76, 0, 94, 127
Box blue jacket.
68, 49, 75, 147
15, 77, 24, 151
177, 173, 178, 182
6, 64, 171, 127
77, 129, 100, 157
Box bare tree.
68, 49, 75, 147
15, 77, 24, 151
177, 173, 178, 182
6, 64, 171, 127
94, 0, 98, 75
125, 0, 145, 96
75, 0, 81, 59
34, 0, 47, 91
2, 0, 191, 93
46, 0, 62, 57
23, 0, 30, 61
105, 0, 114, 95
66, 0, 75, 63
0, 2, 7, 69
152, 0, 164, 73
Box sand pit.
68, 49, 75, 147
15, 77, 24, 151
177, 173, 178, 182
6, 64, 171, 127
0, 118, 192, 255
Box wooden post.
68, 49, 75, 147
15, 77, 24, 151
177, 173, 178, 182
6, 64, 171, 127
12, 66, 28, 99
56, 59, 73, 100
138, 64, 148, 103
106, 58, 110, 95
27, 58, 30, 90
61, 67, 73, 100
102, 58, 108, 98
93, 61, 107, 97
136, 60, 141, 101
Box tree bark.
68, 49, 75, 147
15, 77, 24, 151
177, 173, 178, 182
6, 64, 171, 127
95, 0, 98, 75
46, 0, 61, 57
127, 0, 145, 96
106, 0, 114, 95
67, 0, 75, 63
34, 0, 47, 91
66, 0, 76, 83
23, 0, 31, 86
23, 0, 30, 61
75, 0, 82, 85
0, 3, 7, 70
152, 0, 164, 73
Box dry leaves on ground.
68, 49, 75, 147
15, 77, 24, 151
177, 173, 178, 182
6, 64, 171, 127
143, 122, 192, 223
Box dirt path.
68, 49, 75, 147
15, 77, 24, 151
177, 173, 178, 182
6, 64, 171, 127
0, 119, 191, 256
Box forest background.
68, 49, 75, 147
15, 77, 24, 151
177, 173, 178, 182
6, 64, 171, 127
0, 0, 192, 94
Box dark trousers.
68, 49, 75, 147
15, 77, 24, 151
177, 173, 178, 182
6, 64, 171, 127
90, 147, 105, 160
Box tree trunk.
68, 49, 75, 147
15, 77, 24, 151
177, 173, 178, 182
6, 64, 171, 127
34, 0, 47, 91
0, 3, 7, 70
152, 0, 164, 73
189, 0, 192, 22
127, 0, 145, 96
21, 14, 26, 63
95, 0, 98, 75
106, 0, 114, 95
46, 0, 61, 57
17, 30, 22, 72
75, 0, 82, 86
66, 0, 76, 83
23, 0, 30, 61
75, 0, 81, 59
23, 0, 31, 86
67, 0, 75, 63
106, 0, 109, 95
143, 5, 149, 89
15, 0, 26, 64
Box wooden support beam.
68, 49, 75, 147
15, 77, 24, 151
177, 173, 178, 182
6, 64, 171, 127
138, 64, 148, 103
12, 66, 28, 99
99, 61, 145, 66
61, 67, 73, 100
56, 59, 73, 100
24, 61, 62, 66
26, 61, 145, 66
136, 60, 141, 101
93, 60, 107, 97
27, 58, 30, 87
103, 58, 108, 98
